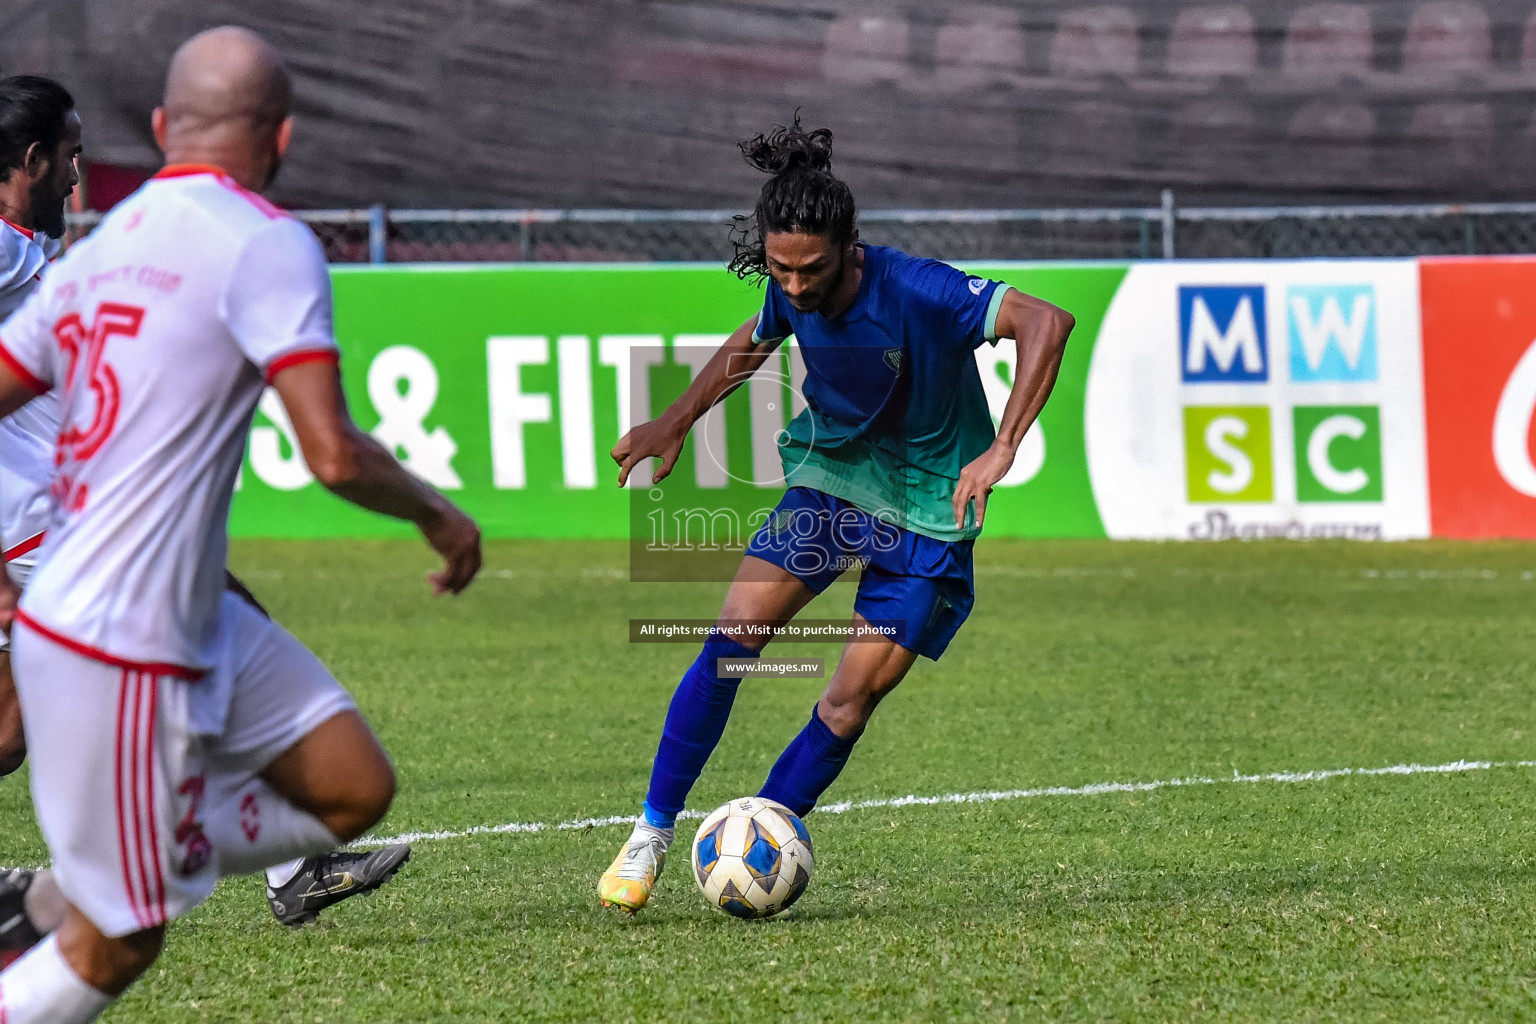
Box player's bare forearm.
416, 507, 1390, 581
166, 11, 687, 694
990, 290, 1074, 453
272, 359, 482, 593
664, 315, 775, 428
320, 426, 445, 519
319, 430, 482, 593
611, 313, 778, 485
951, 290, 1074, 529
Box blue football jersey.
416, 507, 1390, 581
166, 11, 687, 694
752, 244, 1009, 541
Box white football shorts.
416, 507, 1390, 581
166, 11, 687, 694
0, 465, 50, 653
0, 447, 53, 593
12, 590, 356, 937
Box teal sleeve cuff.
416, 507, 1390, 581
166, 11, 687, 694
983, 285, 1013, 343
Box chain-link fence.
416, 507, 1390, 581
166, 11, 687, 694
65, 193, 1536, 263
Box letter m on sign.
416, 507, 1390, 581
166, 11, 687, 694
1179, 285, 1268, 383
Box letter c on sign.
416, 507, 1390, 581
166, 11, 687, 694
1306, 415, 1368, 495
1493, 338, 1536, 498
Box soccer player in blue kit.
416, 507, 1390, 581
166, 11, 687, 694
600, 119, 1076, 913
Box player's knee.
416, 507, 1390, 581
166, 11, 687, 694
0, 736, 27, 777
118, 925, 167, 977
817, 693, 872, 738
712, 603, 772, 652
328, 758, 395, 841
359, 758, 397, 823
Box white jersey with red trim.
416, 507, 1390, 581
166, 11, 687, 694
0, 166, 338, 677
0, 220, 63, 562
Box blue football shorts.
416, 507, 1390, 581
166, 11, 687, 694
744, 487, 975, 661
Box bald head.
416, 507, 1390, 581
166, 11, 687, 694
154, 28, 293, 192
164, 27, 290, 134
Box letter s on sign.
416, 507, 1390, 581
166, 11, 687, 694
1204, 415, 1254, 495
1492, 337, 1536, 498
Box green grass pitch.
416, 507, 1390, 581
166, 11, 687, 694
3, 538, 1535, 1021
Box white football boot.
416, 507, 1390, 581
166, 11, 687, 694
598, 820, 674, 914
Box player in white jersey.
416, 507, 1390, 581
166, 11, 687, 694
0, 77, 409, 967
0, 29, 482, 1022
0, 74, 78, 777
0, 74, 84, 961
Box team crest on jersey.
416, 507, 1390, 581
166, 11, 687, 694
968, 277, 986, 296
884, 348, 903, 374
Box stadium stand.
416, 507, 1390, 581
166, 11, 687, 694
1050, 99, 1139, 173
1168, 98, 1258, 178
933, 5, 1027, 90
1285, 100, 1377, 182
1048, 6, 1141, 79
1167, 6, 1260, 78
1401, 1, 1493, 76
13, 0, 1536, 209
1283, 4, 1375, 78
822, 12, 912, 86
1523, 7, 1536, 71
1407, 100, 1496, 181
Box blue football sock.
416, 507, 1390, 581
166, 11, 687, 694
757, 703, 861, 818
642, 631, 758, 828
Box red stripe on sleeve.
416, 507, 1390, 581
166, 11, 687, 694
264, 348, 339, 384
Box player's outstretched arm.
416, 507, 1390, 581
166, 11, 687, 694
271, 359, 482, 594
0, 367, 41, 630
610, 313, 776, 486
952, 289, 1075, 529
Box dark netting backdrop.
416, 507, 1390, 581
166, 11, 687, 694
3, 0, 1534, 211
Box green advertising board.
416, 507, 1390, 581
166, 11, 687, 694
228, 262, 1127, 539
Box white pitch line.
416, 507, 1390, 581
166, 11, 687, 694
353, 757, 1536, 848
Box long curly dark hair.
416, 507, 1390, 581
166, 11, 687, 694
727, 115, 857, 283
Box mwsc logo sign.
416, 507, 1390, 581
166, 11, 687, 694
1083, 261, 1427, 540
1181, 283, 1384, 503
1182, 406, 1272, 502
1182, 405, 1381, 503
1179, 285, 1267, 382
1292, 405, 1382, 502
1287, 284, 1377, 383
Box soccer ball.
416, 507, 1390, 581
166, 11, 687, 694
691, 797, 814, 919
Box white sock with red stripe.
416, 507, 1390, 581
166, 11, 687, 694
207, 779, 340, 877
0, 935, 112, 1023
